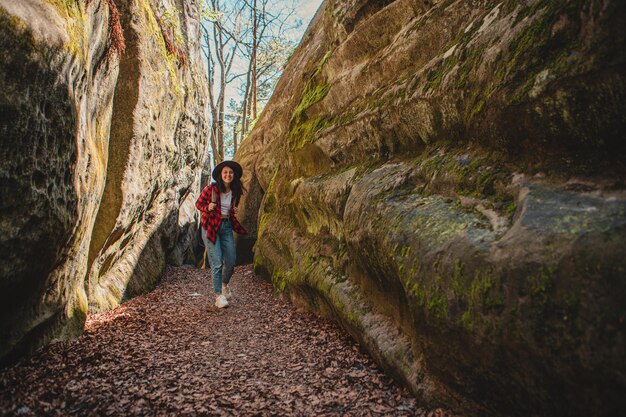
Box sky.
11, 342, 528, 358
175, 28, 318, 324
203, 0, 324, 157
293, 0, 323, 35
221, 0, 324, 119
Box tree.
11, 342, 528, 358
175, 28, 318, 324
200, 0, 301, 161
239, 0, 298, 138
200, 0, 246, 166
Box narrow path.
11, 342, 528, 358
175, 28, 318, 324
0, 265, 455, 416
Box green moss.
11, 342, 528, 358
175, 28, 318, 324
427, 283, 448, 319
453, 1, 579, 120
257, 211, 272, 237
272, 269, 287, 293
452, 155, 503, 199
48, 0, 87, 61
257, 200, 274, 235
392, 242, 399, 254
292, 82, 330, 123
509, 8, 550, 61
469, 97, 486, 121
154, 3, 185, 51
426, 55, 458, 91
454, 47, 483, 90
258, 169, 279, 237
411, 283, 426, 306
460, 310, 474, 331
509, 78, 535, 105
476, 170, 497, 195
288, 116, 329, 150
287, 48, 335, 150
469, 275, 482, 303
506, 201, 517, 217
530, 265, 557, 306
404, 145, 515, 221
331, 111, 357, 126
295, 203, 343, 239
367, 97, 386, 110
345, 310, 360, 324
505, 0, 585, 105
138, 0, 184, 95
452, 260, 464, 296
484, 282, 504, 310
471, 268, 505, 313
408, 265, 416, 278
291, 48, 332, 120
303, 253, 314, 269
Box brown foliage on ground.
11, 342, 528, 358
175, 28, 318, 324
0, 265, 460, 416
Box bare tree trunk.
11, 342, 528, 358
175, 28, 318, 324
201, 24, 220, 167
251, 0, 258, 121
218, 87, 225, 161
241, 59, 252, 134
233, 114, 241, 153
201, 0, 294, 153
212, 1, 225, 162
209, 0, 237, 163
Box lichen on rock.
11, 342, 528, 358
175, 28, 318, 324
236, 0, 626, 415
0, 0, 209, 365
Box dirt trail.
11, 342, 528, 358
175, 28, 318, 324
0, 265, 457, 416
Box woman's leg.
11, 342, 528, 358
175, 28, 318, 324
201, 228, 223, 294
219, 221, 236, 285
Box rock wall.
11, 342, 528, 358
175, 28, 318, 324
0, 0, 208, 364
85, 0, 209, 310
236, 1, 626, 416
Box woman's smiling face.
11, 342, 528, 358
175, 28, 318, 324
221, 166, 234, 185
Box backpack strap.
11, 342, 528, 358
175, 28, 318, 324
211, 185, 217, 204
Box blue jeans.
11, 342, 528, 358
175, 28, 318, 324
202, 220, 236, 295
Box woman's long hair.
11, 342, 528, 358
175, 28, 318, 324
214, 170, 246, 205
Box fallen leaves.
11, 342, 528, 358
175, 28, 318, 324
0, 265, 462, 417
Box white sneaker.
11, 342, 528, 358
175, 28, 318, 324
223, 284, 233, 300
215, 294, 229, 308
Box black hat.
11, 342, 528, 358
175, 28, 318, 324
212, 160, 243, 182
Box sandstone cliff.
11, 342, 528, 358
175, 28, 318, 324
0, 0, 208, 364
236, 1, 626, 416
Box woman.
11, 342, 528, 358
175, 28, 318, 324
196, 160, 247, 308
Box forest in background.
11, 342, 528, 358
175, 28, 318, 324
199, 0, 320, 166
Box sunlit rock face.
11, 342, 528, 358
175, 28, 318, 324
85, 0, 209, 311
236, 1, 626, 415
0, 0, 208, 364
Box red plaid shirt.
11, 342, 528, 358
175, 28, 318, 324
196, 184, 247, 243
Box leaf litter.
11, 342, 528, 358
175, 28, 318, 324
0, 265, 461, 416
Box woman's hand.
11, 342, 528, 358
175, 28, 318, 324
208, 203, 217, 211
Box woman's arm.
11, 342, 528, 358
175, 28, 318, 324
195, 186, 215, 213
